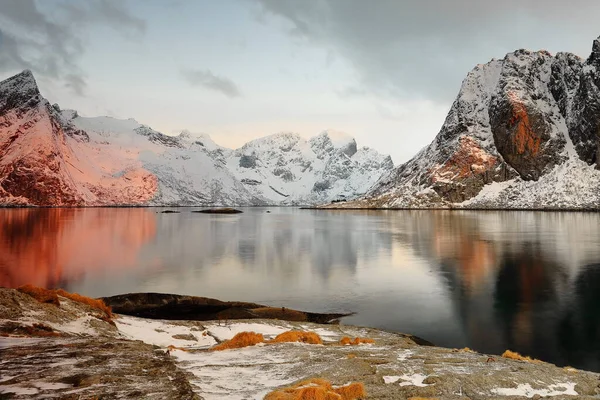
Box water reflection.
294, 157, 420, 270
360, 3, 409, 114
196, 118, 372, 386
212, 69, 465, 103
1, 208, 600, 370
0, 208, 157, 288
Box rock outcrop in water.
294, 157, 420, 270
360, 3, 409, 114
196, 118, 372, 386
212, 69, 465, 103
102, 292, 350, 324
330, 36, 600, 209
0, 70, 392, 206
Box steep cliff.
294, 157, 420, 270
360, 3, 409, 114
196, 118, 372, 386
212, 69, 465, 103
338, 37, 600, 209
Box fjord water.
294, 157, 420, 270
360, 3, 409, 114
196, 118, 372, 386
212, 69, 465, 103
2, 208, 600, 370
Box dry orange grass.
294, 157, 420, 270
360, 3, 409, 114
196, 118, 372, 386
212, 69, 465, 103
501, 350, 540, 363
211, 331, 265, 351
334, 383, 366, 400
339, 337, 374, 346
17, 285, 59, 306
264, 378, 366, 400
17, 285, 113, 319
455, 347, 474, 353
270, 331, 323, 345
55, 289, 113, 318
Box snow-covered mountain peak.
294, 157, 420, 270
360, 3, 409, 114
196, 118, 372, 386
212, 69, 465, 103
0, 69, 393, 206
69, 114, 143, 136
309, 129, 357, 158
0, 70, 41, 114
333, 35, 600, 210
178, 130, 193, 140
240, 132, 302, 151
588, 37, 600, 65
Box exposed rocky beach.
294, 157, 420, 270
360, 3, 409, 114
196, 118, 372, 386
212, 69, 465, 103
1, 287, 599, 399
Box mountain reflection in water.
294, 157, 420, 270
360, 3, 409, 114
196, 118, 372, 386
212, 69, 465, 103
1, 208, 600, 371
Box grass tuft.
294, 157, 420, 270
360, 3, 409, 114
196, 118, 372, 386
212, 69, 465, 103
211, 331, 265, 351
270, 331, 323, 345
265, 378, 365, 400
339, 337, 374, 346
55, 289, 113, 318
501, 350, 540, 363
17, 285, 113, 320
17, 285, 59, 306
333, 382, 366, 400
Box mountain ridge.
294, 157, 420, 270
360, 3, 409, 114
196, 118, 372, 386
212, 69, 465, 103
328, 36, 600, 210
0, 71, 393, 206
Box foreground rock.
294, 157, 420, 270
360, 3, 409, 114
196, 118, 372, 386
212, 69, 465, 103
2, 288, 600, 399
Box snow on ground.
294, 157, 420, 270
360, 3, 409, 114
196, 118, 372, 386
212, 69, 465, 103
0, 385, 39, 396
398, 373, 429, 387
0, 337, 43, 349
383, 376, 401, 384
115, 315, 216, 348
171, 344, 301, 400
491, 382, 578, 397
204, 321, 291, 341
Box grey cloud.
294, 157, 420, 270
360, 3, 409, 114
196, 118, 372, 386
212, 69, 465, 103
0, 0, 145, 95
181, 69, 242, 98
254, 0, 600, 103
63, 0, 146, 37
64, 73, 86, 97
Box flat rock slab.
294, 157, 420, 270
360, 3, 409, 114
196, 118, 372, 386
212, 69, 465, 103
149, 319, 600, 400
0, 337, 199, 399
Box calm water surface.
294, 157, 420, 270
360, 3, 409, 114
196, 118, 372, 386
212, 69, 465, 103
2, 207, 600, 370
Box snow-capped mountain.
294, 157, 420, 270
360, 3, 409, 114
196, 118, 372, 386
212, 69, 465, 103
227, 130, 392, 204
334, 36, 600, 209
0, 70, 392, 206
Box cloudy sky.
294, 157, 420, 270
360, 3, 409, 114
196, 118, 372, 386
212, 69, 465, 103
1, 0, 599, 163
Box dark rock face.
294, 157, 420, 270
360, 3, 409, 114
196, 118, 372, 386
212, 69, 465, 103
566, 39, 600, 167
102, 292, 350, 324
0, 70, 41, 116
428, 136, 516, 202
239, 154, 257, 168
490, 51, 566, 181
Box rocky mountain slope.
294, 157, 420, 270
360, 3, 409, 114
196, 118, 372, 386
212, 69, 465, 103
332, 36, 600, 209
0, 71, 392, 206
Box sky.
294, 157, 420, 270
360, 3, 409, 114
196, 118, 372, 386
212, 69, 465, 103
0, 0, 599, 164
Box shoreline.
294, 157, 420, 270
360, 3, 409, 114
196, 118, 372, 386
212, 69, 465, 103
2, 287, 600, 399
304, 206, 600, 212
2, 204, 599, 212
